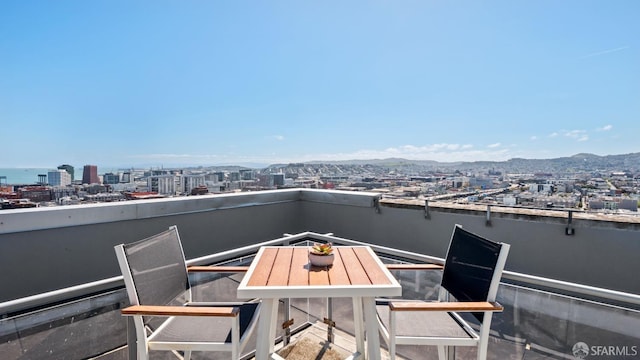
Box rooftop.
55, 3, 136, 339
1, 189, 639, 359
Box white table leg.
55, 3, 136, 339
363, 297, 381, 360
352, 296, 365, 357
268, 298, 279, 354
255, 298, 278, 360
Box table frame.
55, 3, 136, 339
237, 245, 401, 360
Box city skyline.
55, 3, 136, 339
1, 1, 638, 168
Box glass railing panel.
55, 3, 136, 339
0, 290, 128, 360
386, 267, 442, 301
4, 238, 639, 360
375, 254, 640, 360
498, 284, 640, 360
189, 255, 256, 303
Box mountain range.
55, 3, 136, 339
263, 152, 640, 175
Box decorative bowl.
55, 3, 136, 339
309, 252, 335, 267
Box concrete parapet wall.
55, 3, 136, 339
302, 196, 640, 295
0, 190, 305, 302
1, 189, 638, 303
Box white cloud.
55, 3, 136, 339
547, 129, 592, 143
564, 130, 587, 139
292, 143, 511, 163
580, 46, 629, 59
530, 136, 538, 141
560, 129, 589, 141
597, 125, 613, 131
269, 135, 285, 141
131, 153, 213, 159
127, 142, 523, 166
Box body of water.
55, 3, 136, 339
0, 167, 122, 185
0, 168, 52, 185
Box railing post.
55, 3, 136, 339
485, 205, 492, 226
566, 210, 575, 235
282, 298, 293, 346
324, 298, 335, 343
282, 233, 293, 246
424, 199, 430, 219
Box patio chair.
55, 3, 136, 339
114, 225, 260, 360
376, 224, 510, 360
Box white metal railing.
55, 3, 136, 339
0, 234, 297, 315
304, 231, 640, 307
2, 231, 639, 317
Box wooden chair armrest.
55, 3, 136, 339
388, 301, 503, 312
385, 264, 443, 271
121, 305, 239, 317
187, 265, 249, 273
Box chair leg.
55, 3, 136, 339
131, 316, 149, 360
388, 311, 396, 360
183, 350, 191, 360
437, 345, 446, 360
137, 344, 148, 360
389, 339, 396, 360
476, 311, 493, 360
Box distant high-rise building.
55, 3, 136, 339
18, 186, 51, 202
273, 174, 285, 186
57, 164, 74, 181
102, 173, 120, 185
48, 170, 72, 186
239, 169, 255, 180
210, 171, 224, 182
181, 174, 205, 194
147, 175, 177, 195
82, 165, 99, 184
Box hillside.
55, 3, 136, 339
261, 152, 640, 176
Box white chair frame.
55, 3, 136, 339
377, 225, 510, 360
115, 225, 260, 360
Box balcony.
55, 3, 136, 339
1, 189, 639, 359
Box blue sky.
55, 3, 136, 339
1, 1, 638, 168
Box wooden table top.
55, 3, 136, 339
240, 245, 401, 360
245, 246, 394, 288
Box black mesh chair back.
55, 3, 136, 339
122, 227, 190, 313
441, 225, 503, 321
376, 224, 509, 360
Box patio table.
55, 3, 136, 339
237, 245, 401, 360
